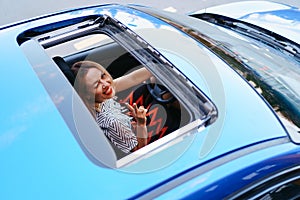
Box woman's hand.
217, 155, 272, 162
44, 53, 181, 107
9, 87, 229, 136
126, 103, 147, 126
126, 103, 148, 149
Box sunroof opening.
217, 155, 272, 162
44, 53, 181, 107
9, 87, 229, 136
19, 15, 217, 169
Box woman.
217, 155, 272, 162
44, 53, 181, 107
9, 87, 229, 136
72, 60, 152, 153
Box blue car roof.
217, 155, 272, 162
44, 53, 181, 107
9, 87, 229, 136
0, 4, 290, 199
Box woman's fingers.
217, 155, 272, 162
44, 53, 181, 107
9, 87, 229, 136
125, 103, 134, 112
126, 103, 147, 118
140, 107, 148, 115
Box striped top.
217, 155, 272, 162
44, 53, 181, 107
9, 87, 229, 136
95, 98, 138, 153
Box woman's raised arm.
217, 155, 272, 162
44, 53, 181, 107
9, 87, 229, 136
114, 67, 152, 93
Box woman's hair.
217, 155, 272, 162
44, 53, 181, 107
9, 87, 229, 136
71, 60, 113, 117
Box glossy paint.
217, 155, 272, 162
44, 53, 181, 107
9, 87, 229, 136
192, 0, 300, 44
0, 4, 299, 199
158, 142, 300, 199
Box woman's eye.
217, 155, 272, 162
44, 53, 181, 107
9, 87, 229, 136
101, 73, 106, 79
95, 80, 100, 88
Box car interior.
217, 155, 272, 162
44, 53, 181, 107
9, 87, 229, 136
48, 32, 191, 158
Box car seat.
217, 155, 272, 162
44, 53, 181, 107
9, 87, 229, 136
53, 56, 75, 85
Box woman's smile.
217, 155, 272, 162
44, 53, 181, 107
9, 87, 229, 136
103, 86, 113, 96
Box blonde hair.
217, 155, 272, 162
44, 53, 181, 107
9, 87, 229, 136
71, 60, 113, 117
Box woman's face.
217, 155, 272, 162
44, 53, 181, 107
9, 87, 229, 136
84, 67, 115, 103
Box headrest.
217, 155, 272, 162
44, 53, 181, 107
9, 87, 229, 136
53, 56, 75, 85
